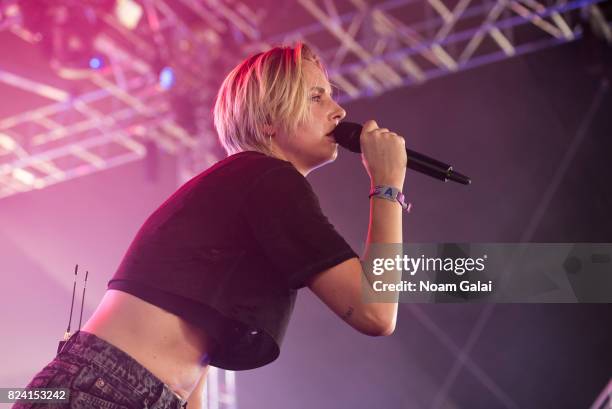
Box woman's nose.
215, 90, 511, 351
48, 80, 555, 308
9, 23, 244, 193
331, 101, 346, 122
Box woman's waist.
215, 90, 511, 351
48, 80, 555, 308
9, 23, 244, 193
82, 289, 213, 399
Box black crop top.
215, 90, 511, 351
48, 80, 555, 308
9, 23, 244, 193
108, 151, 358, 370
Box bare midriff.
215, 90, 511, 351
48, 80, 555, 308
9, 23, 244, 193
82, 289, 213, 400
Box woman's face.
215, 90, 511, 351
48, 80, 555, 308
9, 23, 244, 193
272, 60, 346, 175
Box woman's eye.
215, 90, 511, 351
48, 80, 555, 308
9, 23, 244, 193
311, 95, 322, 102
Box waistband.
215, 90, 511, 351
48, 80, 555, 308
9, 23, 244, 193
59, 330, 188, 409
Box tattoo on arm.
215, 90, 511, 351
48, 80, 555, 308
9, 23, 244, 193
341, 306, 354, 321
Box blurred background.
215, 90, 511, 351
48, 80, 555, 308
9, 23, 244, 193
0, 0, 611, 408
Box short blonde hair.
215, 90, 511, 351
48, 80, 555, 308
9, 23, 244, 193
213, 43, 324, 156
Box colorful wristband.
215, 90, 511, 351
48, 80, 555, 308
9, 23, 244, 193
369, 185, 412, 213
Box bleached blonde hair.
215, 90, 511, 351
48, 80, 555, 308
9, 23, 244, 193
213, 43, 324, 156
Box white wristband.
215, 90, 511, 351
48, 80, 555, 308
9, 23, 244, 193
369, 185, 412, 213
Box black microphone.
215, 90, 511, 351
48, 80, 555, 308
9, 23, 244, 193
333, 122, 471, 185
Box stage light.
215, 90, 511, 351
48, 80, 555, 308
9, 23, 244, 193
159, 66, 175, 90
89, 56, 104, 69
0, 133, 16, 151
115, 0, 143, 30
12, 168, 35, 185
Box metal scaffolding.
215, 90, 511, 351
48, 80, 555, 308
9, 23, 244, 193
0, 0, 603, 200
288, 0, 593, 101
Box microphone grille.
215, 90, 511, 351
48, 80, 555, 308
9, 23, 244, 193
333, 122, 362, 153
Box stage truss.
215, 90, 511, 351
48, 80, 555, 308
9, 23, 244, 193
0, 0, 603, 201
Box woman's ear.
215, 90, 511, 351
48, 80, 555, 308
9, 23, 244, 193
263, 123, 276, 137
263, 114, 276, 137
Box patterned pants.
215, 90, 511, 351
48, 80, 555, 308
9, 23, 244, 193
12, 331, 188, 409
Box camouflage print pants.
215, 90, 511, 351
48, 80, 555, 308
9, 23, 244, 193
12, 331, 188, 409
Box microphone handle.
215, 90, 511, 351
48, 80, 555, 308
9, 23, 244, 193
406, 148, 452, 182
406, 149, 471, 184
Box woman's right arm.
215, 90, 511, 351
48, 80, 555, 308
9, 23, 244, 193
307, 119, 407, 336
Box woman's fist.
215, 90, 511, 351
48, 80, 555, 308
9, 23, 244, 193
360, 120, 407, 188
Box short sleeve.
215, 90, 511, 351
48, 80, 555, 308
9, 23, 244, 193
240, 164, 358, 290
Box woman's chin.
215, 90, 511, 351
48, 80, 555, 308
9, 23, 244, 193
310, 146, 338, 171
